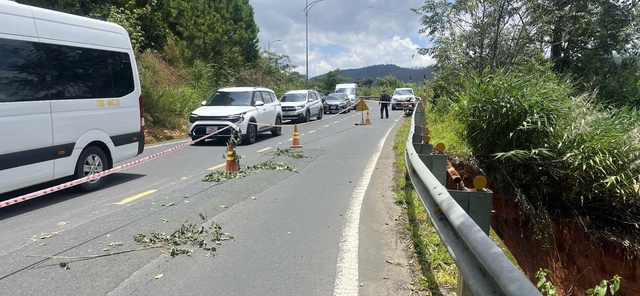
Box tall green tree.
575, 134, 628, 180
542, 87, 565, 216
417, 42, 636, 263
413, 0, 542, 74
163, 0, 259, 65
375, 75, 403, 90
529, 0, 640, 105
22, 0, 169, 52
414, 0, 640, 105
530, 0, 639, 71
317, 69, 348, 94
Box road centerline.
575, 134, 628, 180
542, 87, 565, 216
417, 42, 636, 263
114, 190, 157, 205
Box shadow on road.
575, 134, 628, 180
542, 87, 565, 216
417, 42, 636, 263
0, 173, 145, 220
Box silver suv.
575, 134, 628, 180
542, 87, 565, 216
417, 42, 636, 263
279, 90, 324, 123
188, 87, 283, 145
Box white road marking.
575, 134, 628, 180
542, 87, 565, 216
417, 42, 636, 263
333, 121, 396, 295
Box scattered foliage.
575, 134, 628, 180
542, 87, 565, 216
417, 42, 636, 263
272, 148, 308, 159
202, 161, 299, 183
134, 218, 234, 258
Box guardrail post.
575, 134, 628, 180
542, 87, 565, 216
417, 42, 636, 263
413, 142, 433, 154
448, 189, 493, 235
412, 124, 425, 143
418, 154, 447, 185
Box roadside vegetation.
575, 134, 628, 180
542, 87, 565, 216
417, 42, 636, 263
416, 0, 640, 251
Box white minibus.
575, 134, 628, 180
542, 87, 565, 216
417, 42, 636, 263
0, 1, 144, 194
335, 83, 358, 109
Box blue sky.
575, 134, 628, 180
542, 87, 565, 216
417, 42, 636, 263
248, 0, 435, 78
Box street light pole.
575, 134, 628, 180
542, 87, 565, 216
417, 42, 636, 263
267, 39, 281, 52
304, 0, 324, 89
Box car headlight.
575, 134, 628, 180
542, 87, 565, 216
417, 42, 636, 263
189, 113, 198, 123
295, 106, 305, 110
229, 113, 245, 122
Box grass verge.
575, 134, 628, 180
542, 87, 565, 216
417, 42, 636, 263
392, 116, 458, 294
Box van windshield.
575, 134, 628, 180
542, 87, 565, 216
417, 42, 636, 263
336, 88, 354, 95
394, 89, 414, 96
205, 91, 251, 106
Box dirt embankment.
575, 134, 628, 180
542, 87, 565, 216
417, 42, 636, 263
451, 161, 640, 296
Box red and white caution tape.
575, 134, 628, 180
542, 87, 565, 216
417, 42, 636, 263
0, 125, 232, 209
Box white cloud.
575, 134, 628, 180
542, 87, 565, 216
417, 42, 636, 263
249, 0, 435, 78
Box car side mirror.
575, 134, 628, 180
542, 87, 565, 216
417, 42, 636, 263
254, 101, 265, 106
201, 100, 207, 106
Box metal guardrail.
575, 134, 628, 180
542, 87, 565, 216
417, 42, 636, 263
404, 104, 542, 296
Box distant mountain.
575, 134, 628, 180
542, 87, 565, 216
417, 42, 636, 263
314, 64, 434, 83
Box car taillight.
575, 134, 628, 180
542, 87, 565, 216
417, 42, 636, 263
139, 94, 145, 130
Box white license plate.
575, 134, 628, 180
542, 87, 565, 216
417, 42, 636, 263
206, 126, 218, 134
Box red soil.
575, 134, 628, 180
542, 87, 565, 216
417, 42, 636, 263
451, 161, 640, 295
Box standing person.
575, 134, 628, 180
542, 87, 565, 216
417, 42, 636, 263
379, 89, 390, 119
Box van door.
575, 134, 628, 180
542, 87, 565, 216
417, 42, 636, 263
0, 101, 55, 194
0, 34, 56, 193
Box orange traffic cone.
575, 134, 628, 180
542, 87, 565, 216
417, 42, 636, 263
365, 111, 371, 125
225, 143, 239, 172
290, 124, 302, 148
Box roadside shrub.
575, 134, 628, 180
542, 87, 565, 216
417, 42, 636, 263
441, 65, 640, 243
551, 103, 640, 233
455, 68, 573, 160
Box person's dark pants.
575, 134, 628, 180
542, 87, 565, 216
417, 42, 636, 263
380, 102, 389, 118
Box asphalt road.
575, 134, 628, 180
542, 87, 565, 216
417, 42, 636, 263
0, 103, 413, 295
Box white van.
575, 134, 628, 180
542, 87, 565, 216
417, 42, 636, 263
0, 1, 144, 194
335, 83, 358, 109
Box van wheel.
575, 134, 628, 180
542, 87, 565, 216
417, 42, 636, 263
243, 122, 257, 145
272, 116, 282, 136
75, 146, 108, 192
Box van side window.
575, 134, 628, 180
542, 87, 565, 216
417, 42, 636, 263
0, 38, 134, 102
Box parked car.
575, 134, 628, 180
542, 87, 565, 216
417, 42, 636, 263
318, 92, 329, 113
391, 87, 416, 110
324, 93, 351, 114
279, 89, 324, 123
188, 87, 282, 145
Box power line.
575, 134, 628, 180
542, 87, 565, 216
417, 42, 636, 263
328, 0, 416, 15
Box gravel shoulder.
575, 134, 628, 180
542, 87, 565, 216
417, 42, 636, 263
358, 118, 415, 295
